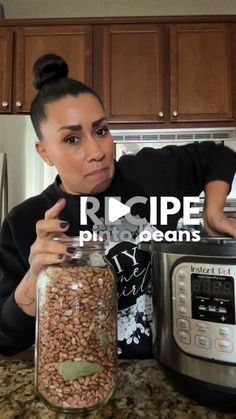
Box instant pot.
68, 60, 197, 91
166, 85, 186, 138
140, 238, 236, 409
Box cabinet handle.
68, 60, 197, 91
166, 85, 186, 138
16, 101, 22, 108
172, 110, 178, 117
1, 101, 8, 108
158, 111, 164, 118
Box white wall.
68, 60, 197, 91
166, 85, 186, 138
0, 115, 57, 211
1, 0, 236, 18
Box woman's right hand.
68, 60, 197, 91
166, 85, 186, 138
15, 198, 75, 316
28, 198, 74, 279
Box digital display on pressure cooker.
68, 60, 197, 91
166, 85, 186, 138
192, 276, 232, 297
191, 274, 235, 324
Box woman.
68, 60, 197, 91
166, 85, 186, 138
0, 54, 236, 358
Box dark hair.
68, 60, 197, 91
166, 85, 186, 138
30, 53, 103, 140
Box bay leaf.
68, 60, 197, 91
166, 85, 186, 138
99, 330, 109, 352
54, 360, 103, 380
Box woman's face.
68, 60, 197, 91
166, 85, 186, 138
36, 93, 115, 195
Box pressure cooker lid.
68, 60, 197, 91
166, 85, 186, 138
147, 237, 236, 257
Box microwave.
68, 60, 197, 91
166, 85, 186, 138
111, 128, 236, 211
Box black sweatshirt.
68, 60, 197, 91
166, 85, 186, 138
0, 142, 235, 358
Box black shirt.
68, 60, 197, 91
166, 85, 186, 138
0, 143, 235, 357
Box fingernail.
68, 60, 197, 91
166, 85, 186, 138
60, 221, 68, 229
67, 246, 76, 254
57, 198, 64, 205
58, 254, 64, 260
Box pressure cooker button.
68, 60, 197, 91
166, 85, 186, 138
177, 331, 191, 345
178, 270, 186, 279
215, 339, 233, 353
218, 307, 227, 314
179, 294, 187, 304
177, 318, 191, 331
196, 322, 210, 334
217, 326, 232, 339
177, 305, 188, 316
178, 281, 186, 292
195, 335, 211, 349
208, 306, 217, 312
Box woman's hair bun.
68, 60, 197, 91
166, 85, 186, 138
33, 53, 68, 90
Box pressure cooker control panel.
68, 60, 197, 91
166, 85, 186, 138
172, 262, 236, 362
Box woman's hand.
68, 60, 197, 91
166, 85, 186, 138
15, 198, 74, 316
28, 198, 74, 279
203, 210, 236, 238
203, 180, 236, 238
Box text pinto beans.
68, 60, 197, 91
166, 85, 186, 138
35, 239, 117, 414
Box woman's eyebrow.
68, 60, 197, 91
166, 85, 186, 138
58, 117, 107, 132
58, 124, 82, 132
92, 117, 107, 129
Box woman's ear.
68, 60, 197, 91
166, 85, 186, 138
35, 141, 54, 166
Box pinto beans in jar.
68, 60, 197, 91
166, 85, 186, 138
35, 239, 117, 414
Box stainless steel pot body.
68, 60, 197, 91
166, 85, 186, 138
147, 239, 236, 394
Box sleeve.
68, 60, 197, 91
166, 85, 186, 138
118, 142, 236, 197
0, 218, 35, 356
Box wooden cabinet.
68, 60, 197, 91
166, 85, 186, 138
170, 24, 232, 122
101, 24, 165, 123
100, 22, 233, 125
15, 26, 92, 113
0, 29, 13, 113
0, 18, 234, 126
0, 25, 92, 113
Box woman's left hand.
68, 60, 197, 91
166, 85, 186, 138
203, 210, 236, 238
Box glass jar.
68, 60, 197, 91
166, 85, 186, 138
35, 238, 117, 414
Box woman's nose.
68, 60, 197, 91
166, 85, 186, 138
85, 136, 105, 161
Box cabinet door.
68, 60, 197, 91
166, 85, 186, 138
15, 25, 92, 113
0, 29, 13, 113
170, 24, 233, 122
102, 24, 165, 123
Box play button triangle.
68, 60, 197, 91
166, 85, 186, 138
108, 198, 130, 222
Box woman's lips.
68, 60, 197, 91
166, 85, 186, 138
87, 167, 109, 178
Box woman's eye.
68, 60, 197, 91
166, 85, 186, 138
95, 127, 109, 138
65, 136, 80, 144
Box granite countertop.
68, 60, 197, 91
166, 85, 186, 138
0, 358, 236, 419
